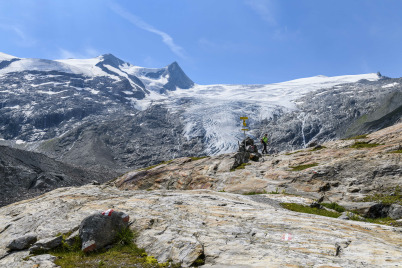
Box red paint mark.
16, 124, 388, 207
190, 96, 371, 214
83, 243, 96, 252
122, 215, 129, 222
102, 209, 114, 216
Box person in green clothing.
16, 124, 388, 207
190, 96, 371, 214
261, 133, 268, 154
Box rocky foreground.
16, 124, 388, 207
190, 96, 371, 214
1, 185, 401, 268
0, 124, 401, 267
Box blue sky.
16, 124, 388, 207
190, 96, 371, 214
1, 0, 402, 84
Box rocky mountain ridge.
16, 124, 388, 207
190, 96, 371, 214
1, 52, 401, 172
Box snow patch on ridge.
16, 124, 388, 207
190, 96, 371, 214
0, 52, 18, 61
382, 82, 399, 88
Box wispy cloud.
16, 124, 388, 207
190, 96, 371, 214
109, 3, 186, 59
0, 23, 36, 47
245, 0, 277, 26
58, 47, 100, 59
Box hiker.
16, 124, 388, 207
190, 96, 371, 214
261, 133, 268, 154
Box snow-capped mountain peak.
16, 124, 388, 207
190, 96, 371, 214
0, 52, 19, 61
1, 52, 397, 164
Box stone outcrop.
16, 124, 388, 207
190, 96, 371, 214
29, 236, 63, 254
115, 123, 402, 213
79, 209, 130, 252
6, 234, 37, 251
0, 185, 401, 267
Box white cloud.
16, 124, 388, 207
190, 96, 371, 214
0, 23, 36, 47
245, 0, 277, 26
109, 3, 187, 59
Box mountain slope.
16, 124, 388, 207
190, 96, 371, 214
0, 145, 117, 207
0, 52, 401, 171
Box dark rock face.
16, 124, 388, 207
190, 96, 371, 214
35, 105, 205, 173
79, 210, 129, 252
232, 151, 250, 170
365, 204, 402, 219
29, 236, 63, 254
163, 62, 194, 92
232, 137, 261, 169
0, 69, 137, 140
7, 234, 37, 251
0, 58, 20, 69
238, 137, 255, 152
0, 145, 116, 207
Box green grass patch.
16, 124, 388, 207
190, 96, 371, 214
285, 150, 304, 155
141, 160, 173, 171
310, 146, 327, 151
281, 201, 401, 227
281, 203, 341, 218
269, 188, 280, 194
289, 163, 318, 171
321, 202, 346, 213
389, 149, 402, 154
230, 162, 251, 172
266, 188, 290, 194
343, 213, 402, 227
349, 142, 380, 149
192, 253, 206, 267
365, 217, 402, 227
346, 212, 363, 221
243, 190, 267, 195
39, 229, 180, 268
362, 186, 402, 205
190, 156, 208, 161
52, 244, 178, 268
342, 134, 368, 140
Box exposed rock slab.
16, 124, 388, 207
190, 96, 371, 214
115, 123, 402, 214
0, 185, 401, 267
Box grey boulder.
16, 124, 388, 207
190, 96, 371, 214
6, 234, 37, 251
365, 203, 402, 219
338, 212, 365, 221
29, 236, 63, 254
388, 204, 402, 219
79, 209, 129, 252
